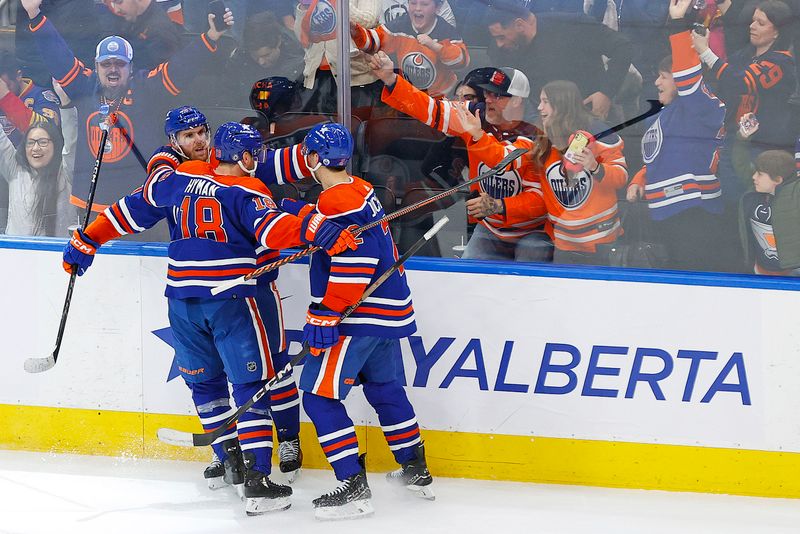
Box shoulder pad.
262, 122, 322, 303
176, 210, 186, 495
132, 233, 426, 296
177, 159, 214, 175
317, 177, 369, 216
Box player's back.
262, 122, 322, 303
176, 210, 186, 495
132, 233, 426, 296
143, 159, 280, 299
312, 175, 416, 338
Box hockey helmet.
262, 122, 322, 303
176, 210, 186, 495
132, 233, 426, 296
213, 122, 263, 163
302, 123, 353, 167
164, 106, 208, 137
249, 77, 297, 120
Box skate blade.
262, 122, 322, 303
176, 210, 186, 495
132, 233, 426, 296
245, 496, 291, 516
407, 484, 435, 501
206, 476, 228, 490
314, 499, 374, 521
234, 484, 245, 501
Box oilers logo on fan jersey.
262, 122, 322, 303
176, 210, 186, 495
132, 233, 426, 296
310, 0, 336, 35
545, 161, 592, 209
641, 117, 663, 165
401, 53, 437, 91
477, 161, 521, 199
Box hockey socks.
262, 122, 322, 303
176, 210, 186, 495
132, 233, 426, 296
232, 380, 274, 474
188, 374, 237, 461
363, 380, 421, 465
269, 352, 301, 442
303, 392, 362, 480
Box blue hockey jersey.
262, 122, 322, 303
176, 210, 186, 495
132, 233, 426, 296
139, 159, 315, 299
309, 175, 416, 338
86, 143, 311, 298
635, 30, 726, 221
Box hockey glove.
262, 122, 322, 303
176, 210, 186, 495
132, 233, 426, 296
303, 305, 342, 356
300, 212, 358, 255
280, 197, 315, 218
62, 229, 100, 276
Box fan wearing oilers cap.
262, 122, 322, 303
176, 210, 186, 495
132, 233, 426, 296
20, 0, 235, 217
278, 123, 434, 521
63, 119, 357, 515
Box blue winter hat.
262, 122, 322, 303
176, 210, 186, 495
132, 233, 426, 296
95, 36, 134, 63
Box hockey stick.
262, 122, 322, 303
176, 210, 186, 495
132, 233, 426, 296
24, 108, 113, 374
594, 99, 663, 141
209, 147, 528, 296
158, 215, 450, 447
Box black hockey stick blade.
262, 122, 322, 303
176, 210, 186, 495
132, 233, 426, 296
23, 271, 78, 373
593, 100, 663, 141
24, 114, 111, 374
158, 216, 450, 447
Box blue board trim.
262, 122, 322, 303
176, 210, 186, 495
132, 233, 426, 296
3, 235, 799, 291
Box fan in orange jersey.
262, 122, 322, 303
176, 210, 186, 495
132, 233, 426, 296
369, 51, 550, 261
370, 52, 628, 264
351, 0, 469, 98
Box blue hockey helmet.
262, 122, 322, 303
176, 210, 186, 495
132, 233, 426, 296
249, 77, 298, 119
213, 121, 263, 163
164, 106, 208, 137
302, 123, 353, 167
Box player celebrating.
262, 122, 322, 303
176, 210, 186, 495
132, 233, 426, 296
280, 123, 433, 521
62, 119, 355, 514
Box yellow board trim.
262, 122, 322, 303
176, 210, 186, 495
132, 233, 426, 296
2, 404, 798, 499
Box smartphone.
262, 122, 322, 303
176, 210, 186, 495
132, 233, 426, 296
208, 0, 228, 25
564, 132, 589, 164
692, 22, 708, 36
468, 101, 485, 123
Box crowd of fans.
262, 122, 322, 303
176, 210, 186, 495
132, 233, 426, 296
0, 0, 798, 275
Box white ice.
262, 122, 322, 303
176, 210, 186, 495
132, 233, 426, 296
0, 450, 797, 534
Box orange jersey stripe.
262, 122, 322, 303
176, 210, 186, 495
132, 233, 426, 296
167, 267, 254, 278
322, 435, 358, 454
238, 430, 272, 441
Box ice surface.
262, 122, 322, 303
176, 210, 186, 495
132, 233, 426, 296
0, 450, 797, 534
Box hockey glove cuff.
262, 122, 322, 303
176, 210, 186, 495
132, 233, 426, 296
62, 228, 100, 276
301, 213, 358, 255
303, 305, 342, 355
280, 198, 315, 218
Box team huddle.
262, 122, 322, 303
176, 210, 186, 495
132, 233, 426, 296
61, 107, 434, 520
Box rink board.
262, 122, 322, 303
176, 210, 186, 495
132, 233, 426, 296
2, 236, 800, 498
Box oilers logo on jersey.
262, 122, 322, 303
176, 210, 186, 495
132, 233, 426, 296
401, 53, 437, 91
477, 161, 522, 199
310, 0, 336, 36
641, 117, 663, 165
87, 110, 134, 163
546, 161, 592, 209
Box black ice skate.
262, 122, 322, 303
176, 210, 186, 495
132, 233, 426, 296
313, 454, 374, 521
203, 453, 226, 490
385, 443, 435, 500
278, 436, 303, 483
242, 451, 292, 516
204, 439, 244, 498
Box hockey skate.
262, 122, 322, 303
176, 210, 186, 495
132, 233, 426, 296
278, 436, 303, 483
242, 452, 292, 516
204, 440, 245, 498
313, 454, 374, 521
385, 443, 435, 500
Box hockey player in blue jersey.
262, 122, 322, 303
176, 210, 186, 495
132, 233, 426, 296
62, 118, 356, 514
279, 123, 434, 520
